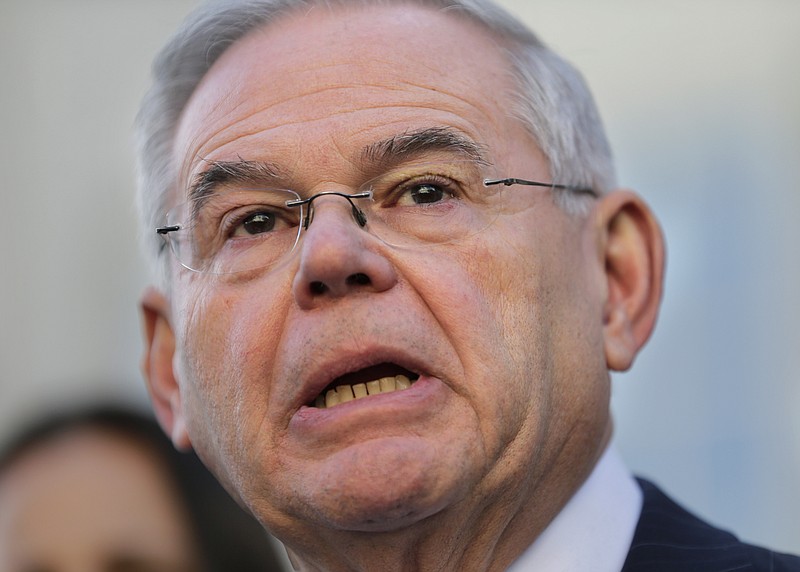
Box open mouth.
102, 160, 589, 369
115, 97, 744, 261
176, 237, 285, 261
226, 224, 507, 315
310, 363, 420, 409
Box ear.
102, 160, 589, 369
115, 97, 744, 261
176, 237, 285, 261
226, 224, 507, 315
594, 190, 665, 371
140, 287, 192, 451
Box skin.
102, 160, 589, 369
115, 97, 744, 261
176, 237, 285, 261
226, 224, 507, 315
0, 429, 199, 572
142, 4, 664, 571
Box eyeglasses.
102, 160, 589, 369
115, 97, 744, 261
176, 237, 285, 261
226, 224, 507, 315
156, 160, 596, 275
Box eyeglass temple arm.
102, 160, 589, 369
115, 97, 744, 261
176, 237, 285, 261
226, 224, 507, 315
483, 177, 598, 198
156, 225, 180, 235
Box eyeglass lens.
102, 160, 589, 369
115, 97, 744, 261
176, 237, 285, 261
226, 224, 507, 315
162, 160, 508, 275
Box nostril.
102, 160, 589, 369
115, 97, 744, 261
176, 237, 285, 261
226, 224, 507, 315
347, 273, 371, 286
310, 281, 327, 295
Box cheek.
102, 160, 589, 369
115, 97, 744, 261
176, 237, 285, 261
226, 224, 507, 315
403, 243, 534, 450
465, 214, 601, 443
504, 216, 608, 427
174, 279, 289, 478
178, 276, 288, 391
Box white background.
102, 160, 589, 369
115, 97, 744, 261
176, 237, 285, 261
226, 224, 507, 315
1, 0, 798, 555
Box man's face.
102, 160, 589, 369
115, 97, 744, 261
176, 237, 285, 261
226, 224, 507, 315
164, 4, 611, 537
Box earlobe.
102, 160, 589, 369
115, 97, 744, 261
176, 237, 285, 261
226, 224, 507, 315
595, 191, 665, 371
140, 287, 192, 451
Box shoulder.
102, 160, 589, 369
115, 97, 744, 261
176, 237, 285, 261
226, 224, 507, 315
622, 478, 800, 572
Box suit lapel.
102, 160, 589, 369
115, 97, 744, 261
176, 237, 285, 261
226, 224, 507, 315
621, 478, 752, 572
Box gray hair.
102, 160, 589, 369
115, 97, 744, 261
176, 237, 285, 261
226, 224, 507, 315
135, 0, 616, 284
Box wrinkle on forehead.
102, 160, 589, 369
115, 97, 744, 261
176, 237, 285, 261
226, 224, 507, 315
174, 3, 519, 195
179, 78, 509, 183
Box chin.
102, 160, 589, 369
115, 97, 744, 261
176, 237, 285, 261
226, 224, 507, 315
323, 494, 449, 533
291, 436, 473, 532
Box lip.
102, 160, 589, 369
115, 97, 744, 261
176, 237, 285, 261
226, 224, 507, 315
289, 374, 448, 438
291, 344, 433, 413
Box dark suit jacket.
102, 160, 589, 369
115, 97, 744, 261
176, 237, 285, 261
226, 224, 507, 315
621, 478, 800, 571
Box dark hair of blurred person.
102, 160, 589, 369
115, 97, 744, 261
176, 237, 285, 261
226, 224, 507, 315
0, 403, 286, 572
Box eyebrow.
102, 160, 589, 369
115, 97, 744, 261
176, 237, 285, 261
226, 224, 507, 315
188, 159, 286, 203
360, 127, 489, 169
185, 127, 488, 203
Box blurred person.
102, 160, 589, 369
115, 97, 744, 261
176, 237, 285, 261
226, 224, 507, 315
134, 0, 800, 570
0, 404, 286, 572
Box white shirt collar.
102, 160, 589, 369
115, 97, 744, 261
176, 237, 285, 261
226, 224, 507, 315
505, 444, 642, 572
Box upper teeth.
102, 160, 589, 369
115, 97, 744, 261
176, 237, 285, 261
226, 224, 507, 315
315, 374, 413, 409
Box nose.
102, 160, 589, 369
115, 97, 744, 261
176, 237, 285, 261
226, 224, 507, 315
292, 195, 397, 308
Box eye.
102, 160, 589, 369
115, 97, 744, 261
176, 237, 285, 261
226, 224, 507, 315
394, 175, 458, 207
408, 183, 445, 204
235, 210, 277, 236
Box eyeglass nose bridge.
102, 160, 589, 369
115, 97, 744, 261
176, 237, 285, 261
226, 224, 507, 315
286, 190, 373, 230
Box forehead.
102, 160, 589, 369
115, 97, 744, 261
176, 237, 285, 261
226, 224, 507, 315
174, 3, 533, 190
